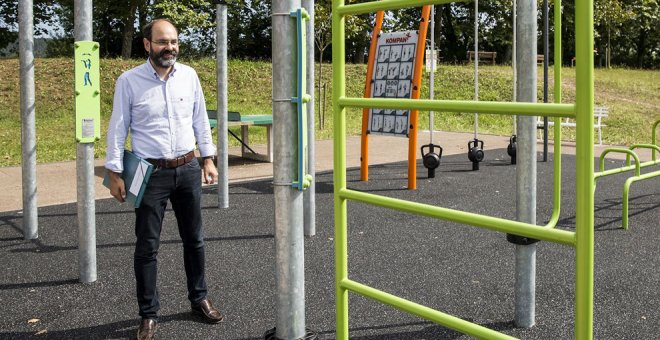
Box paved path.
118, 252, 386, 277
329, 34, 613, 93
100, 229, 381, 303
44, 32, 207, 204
0, 131, 649, 213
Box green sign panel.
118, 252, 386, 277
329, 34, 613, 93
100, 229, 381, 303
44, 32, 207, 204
74, 41, 100, 143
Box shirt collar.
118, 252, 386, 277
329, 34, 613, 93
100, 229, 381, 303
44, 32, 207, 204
145, 58, 178, 79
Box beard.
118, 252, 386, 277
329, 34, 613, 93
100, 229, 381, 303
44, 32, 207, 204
150, 48, 178, 68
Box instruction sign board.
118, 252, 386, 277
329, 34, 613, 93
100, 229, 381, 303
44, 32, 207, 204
74, 41, 101, 143
368, 30, 418, 137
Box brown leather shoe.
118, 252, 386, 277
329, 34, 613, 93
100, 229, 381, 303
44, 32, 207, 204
136, 318, 157, 340
191, 299, 224, 323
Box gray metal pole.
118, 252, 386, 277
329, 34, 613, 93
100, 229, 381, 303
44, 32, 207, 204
272, 1, 306, 338
429, 5, 435, 143
19, 0, 38, 240
542, 0, 549, 162
74, 0, 97, 284
514, 0, 537, 327
216, 2, 229, 209
473, 0, 479, 139
512, 0, 517, 133
302, 0, 315, 237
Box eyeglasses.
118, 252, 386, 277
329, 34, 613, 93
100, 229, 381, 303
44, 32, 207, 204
150, 39, 179, 46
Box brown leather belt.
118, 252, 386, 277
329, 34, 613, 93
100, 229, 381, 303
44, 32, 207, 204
147, 150, 195, 169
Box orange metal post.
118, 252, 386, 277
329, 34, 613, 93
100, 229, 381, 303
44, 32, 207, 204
408, 5, 431, 190
360, 11, 384, 182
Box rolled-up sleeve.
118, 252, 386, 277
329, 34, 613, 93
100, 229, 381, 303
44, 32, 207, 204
105, 76, 131, 173
191, 72, 216, 158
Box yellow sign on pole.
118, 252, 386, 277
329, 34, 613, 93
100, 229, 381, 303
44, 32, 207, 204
74, 41, 100, 143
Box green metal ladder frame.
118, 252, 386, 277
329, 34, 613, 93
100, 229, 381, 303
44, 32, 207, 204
332, 0, 595, 339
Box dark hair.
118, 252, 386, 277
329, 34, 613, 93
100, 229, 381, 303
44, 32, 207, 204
142, 18, 178, 41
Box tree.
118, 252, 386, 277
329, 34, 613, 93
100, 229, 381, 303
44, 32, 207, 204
226, 0, 272, 59
314, 0, 371, 127
624, 0, 659, 67
0, 0, 61, 54
594, 0, 632, 67
121, 0, 141, 58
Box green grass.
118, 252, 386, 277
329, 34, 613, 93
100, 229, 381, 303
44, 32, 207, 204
1, 58, 658, 167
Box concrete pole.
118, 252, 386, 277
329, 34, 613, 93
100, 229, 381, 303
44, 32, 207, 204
272, 1, 306, 338
514, 0, 537, 327
302, 0, 316, 237
74, 0, 97, 284
473, 0, 479, 139
19, 0, 38, 240
216, 2, 229, 209
429, 5, 435, 143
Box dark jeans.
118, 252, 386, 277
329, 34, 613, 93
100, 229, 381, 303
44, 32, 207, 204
133, 159, 207, 320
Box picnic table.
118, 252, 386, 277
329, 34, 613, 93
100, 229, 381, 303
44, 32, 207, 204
207, 110, 273, 162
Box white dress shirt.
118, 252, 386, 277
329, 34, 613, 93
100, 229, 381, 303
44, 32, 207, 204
105, 60, 215, 173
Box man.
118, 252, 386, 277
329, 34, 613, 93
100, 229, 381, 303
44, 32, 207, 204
105, 18, 223, 340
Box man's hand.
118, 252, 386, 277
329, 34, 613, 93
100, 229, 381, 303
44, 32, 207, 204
202, 157, 218, 185
107, 171, 126, 203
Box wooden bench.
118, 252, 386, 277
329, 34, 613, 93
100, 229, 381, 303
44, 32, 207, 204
207, 110, 273, 162
467, 51, 496, 65
537, 54, 544, 64
537, 106, 608, 145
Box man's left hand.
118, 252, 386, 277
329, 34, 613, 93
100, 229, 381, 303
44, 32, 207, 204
202, 157, 218, 184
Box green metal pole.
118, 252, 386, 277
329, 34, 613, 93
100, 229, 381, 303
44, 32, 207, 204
574, 0, 595, 337
554, 0, 561, 103
652, 120, 659, 161
332, 1, 349, 339
548, 0, 563, 228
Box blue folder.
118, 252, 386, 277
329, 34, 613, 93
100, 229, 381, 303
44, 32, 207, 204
103, 150, 154, 208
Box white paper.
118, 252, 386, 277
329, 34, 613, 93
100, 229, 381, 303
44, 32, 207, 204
129, 162, 146, 196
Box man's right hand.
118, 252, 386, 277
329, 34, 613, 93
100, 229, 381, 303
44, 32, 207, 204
107, 171, 126, 203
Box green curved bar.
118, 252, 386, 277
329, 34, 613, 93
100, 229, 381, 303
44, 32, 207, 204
629, 144, 660, 153
548, 0, 563, 229
622, 170, 660, 230
594, 145, 660, 230
629, 144, 660, 165
597, 148, 641, 178
546, 117, 563, 228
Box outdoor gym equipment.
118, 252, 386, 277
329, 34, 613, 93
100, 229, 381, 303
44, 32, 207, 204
510, 0, 518, 165
507, 135, 517, 164
333, 0, 595, 339
421, 5, 443, 178
360, 7, 430, 189
468, 138, 485, 170
468, 0, 485, 171
268, 5, 317, 340
420, 143, 442, 177
594, 120, 660, 229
